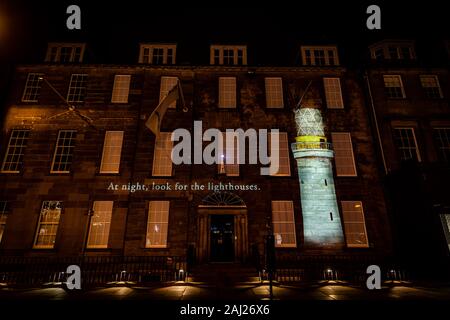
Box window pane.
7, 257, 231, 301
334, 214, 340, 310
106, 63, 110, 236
146, 201, 169, 248
331, 132, 357, 176
159, 76, 178, 108
433, 128, 450, 162
1, 130, 30, 173
51, 130, 76, 173
100, 131, 124, 173
272, 201, 296, 248
111, 75, 131, 103
323, 78, 344, 109
218, 77, 236, 108
341, 201, 369, 248
393, 128, 420, 162
383, 75, 405, 98
265, 77, 284, 108
269, 132, 290, 176
420, 75, 442, 99
22, 73, 44, 102
87, 201, 113, 248
152, 132, 173, 176
34, 201, 62, 249
67, 74, 88, 103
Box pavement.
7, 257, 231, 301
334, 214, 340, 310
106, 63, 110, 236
1, 280, 450, 300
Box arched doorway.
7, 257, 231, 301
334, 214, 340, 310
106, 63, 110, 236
196, 192, 248, 263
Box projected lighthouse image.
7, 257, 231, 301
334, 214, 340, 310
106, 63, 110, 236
291, 107, 345, 248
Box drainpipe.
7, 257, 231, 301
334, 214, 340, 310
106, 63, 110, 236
364, 71, 388, 175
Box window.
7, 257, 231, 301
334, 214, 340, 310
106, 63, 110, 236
341, 201, 369, 248
210, 45, 247, 65
388, 47, 399, 60
219, 132, 239, 176
433, 128, 450, 162
265, 77, 284, 108
270, 132, 291, 176
218, 77, 236, 108
111, 75, 131, 103
331, 133, 357, 176
51, 130, 77, 173
314, 50, 326, 65
45, 43, 85, 63
138, 44, 176, 65
401, 47, 412, 60
374, 48, 384, 61
159, 76, 178, 108
22, 73, 44, 102
152, 132, 173, 176
223, 49, 234, 65
323, 78, 344, 109
146, 201, 169, 248
152, 48, 164, 64
100, 131, 124, 173
67, 74, 88, 103
393, 128, 421, 162
271, 201, 296, 248
383, 75, 405, 98
87, 201, 113, 249
1, 129, 30, 173
34, 201, 62, 249
0, 201, 8, 244
301, 46, 339, 66
420, 75, 443, 99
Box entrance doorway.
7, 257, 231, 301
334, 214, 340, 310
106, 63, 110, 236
210, 215, 234, 262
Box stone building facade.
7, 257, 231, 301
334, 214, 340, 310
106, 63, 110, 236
0, 42, 392, 267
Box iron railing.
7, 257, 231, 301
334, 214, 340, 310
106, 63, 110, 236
291, 141, 332, 151
0, 256, 186, 288
257, 254, 410, 284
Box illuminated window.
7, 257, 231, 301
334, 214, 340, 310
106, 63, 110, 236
100, 131, 124, 174
0, 201, 8, 244
87, 201, 113, 249
301, 46, 339, 66
219, 77, 236, 108
159, 76, 178, 108
271, 201, 297, 248
152, 132, 173, 176
146, 201, 169, 248
341, 201, 369, 248
210, 45, 247, 65
331, 132, 357, 176
139, 44, 176, 65
34, 201, 62, 249
218, 132, 239, 176
1, 129, 30, 173
433, 128, 450, 162
265, 77, 284, 108
111, 75, 131, 103
51, 130, 76, 173
393, 128, 421, 162
323, 78, 344, 109
420, 75, 443, 99
383, 75, 405, 98
22, 73, 44, 102
45, 43, 85, 63
269, 132, 290, 176
67, 74, 88, 103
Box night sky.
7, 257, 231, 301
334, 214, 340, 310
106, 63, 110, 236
0, 0, 449, 67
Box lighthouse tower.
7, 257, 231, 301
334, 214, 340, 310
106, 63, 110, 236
291, 107, 345, 248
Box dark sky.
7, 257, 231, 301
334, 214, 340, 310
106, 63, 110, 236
0, 0, 449, 66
